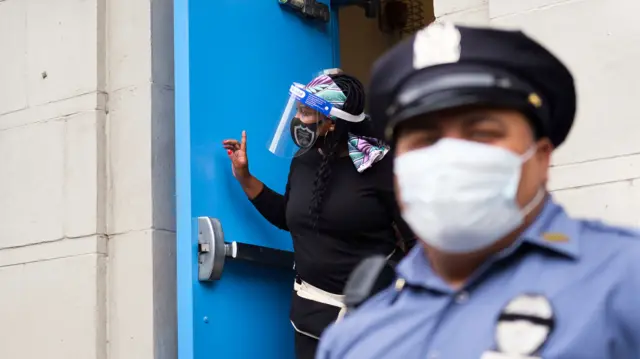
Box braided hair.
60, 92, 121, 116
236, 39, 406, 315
308, 73, 373, 229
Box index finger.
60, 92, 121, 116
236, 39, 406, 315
241, 130, 247, 151
222, 139, 239, 146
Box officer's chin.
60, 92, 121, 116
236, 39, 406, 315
420, 243, 491, 287
421, 236, 515, 269
423, 242, 490, 260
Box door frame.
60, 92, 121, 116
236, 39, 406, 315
174, 1, 342, 358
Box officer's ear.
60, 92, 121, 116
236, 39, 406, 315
536, 137, 554, 183
536, 137, 554, 157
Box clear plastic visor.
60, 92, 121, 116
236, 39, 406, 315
267, 94, 326, 158
267, 83, 367, 158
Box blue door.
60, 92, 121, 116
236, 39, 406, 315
175, 1, 340, 358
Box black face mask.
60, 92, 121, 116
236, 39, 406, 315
290, 117, 321, 149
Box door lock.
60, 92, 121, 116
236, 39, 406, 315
278, 0, 330, 23
197, 217, 295, 281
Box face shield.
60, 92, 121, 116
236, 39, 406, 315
268, 82, 366, 158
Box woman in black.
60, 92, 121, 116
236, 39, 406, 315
222, 72, 414, 359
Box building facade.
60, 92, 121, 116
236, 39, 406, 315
0, 0, 636, 358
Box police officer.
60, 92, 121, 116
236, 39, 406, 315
316, 22, 640, 359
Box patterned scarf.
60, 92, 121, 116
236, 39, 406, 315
305, 74, 390, 173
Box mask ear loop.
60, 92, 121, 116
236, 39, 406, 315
323, 126, 334, 146
318, 119, 334, 156
520, 145, 538, 162
322, 117, 335, 145
519, 144, 546, 216
521, 189, 546, 216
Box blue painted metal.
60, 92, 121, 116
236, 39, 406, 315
175, 0, 194, 357
175, 0, 340, 358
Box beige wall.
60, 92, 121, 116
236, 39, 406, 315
0, 0, 637, 358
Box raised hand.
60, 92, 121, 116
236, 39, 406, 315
223, 130, 250, 180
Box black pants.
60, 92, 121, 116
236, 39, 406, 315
291, 251, 406, 358
291, 289, 340, 359
295, 331, 320, 359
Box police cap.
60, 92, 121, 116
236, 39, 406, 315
368, 22, 576, 147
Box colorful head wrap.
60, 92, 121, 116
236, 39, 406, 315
305, 73, 390, 173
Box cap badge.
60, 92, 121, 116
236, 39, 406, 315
528, 93, 542, 108
413, 22, 462, 70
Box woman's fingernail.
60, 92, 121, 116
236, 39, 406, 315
227, 150, 232, 155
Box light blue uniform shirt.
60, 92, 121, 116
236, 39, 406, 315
317, 197, 640, 359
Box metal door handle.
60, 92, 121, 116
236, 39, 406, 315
197, 217, 295, 281
278, 0, 330, 23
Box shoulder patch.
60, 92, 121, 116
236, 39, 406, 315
542, 232, 569, 242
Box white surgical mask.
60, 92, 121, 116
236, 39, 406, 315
394, 138, 545, 254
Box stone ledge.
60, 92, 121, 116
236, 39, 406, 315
490, 0, 583, 21
553, 179, 640, 227
549, 152, 640, 192
0, 235, 107, 268
436, 6, 490, 25
435, 0, 488, 17
0, 91, 106, 132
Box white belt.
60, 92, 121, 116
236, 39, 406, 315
295, 280, 346, 310
292, 280, 347, 340
291, 248, 398, 339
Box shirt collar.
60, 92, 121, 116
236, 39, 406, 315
516, 196, 580, 260
396, 195, 580, 289
396, 244, 446, 291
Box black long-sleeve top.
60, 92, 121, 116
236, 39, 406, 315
251, 150, 414, 294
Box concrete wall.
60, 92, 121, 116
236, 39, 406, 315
435, 0, 640, 227
0, 0, 176, 358
0, 0, 636, 358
